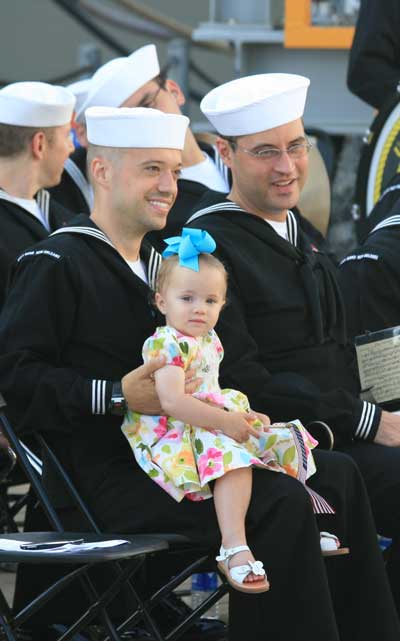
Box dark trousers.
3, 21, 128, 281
227, 450, 399, 641
341, 441, 400, 617
13, 450, 400, 641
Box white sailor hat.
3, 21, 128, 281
66, 78, 91, 117
200, 73, 310, 136
0, 81, 76, 127
86, 106, 189, 149
77, 44, 160, 122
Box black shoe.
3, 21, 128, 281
153, 594, 227, 641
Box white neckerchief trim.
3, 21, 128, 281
370, 214, 400, 236
64, 157, 93, 210
50, 225, 161, 290
0, 188, 50, 229
188, 201, 298, 246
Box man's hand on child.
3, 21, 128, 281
122, 357, 167, 414
122, 359, 200, 415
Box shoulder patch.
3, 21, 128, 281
17, 249, 61, 262
340, 252, 379, 266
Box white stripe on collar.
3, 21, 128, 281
370, 214, 400, 236
378, 182, 400, 203
147, 248, 162, 290
188, 202, 298, 246
36, 189, 50, 229
212, 145, 231, 188
51, 225, 162, 289
64, 157, 93, 210
187, 201, 246, 224
286, 210, 298, 246
51, 225, 114, 247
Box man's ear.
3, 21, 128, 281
165, 79, 186, 107
31, 131, 47, 160
74, 122, 88, 148
154, 292, 166, 314
215, 137, 234, 169
91, 156, 111, 189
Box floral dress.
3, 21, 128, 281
121, 326, 319, 503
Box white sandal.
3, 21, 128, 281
320, 531, 350, 557
216, 544, 270, 594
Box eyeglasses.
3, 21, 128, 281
231, 140, 312, 161
140, 84, 163, 109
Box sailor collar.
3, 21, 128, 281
0, 188, 50, 227
51, 222, 162, 289
187, 200, 299, 246
369, 214, 400, 236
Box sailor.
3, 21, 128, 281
2, 105, 223, 641
0, 81, 75, 309
348, 0, 400, 110
49, 44, 230, 244
0, 105, 399, 641
187, 72, 400, 615
339, 192, 400, 338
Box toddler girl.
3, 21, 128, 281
122, 228, 343, 593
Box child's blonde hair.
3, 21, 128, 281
156, 253, 228, 295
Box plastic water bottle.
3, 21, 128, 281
378, 535, 392, 552
191, 572, 220, 619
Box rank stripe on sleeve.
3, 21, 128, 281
92, 379, 107, 415
355, 401, 376, 440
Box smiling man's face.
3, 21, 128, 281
217, 118, 309, 222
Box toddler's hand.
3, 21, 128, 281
220, 412, 260, 443
250, 410, 271, 431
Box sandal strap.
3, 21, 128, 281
320, 531, 340, 550
216, 544, 250, 562
320, 531, 340, 544
228, 560, 266, 584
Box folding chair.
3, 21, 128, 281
0, 432, 41, 537
0, 446, 19, 533
0, 395, 228, 641
0, 395, 171, 641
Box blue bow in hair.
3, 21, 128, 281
162, 228, 216, 271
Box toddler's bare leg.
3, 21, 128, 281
214, 467, 263, 583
